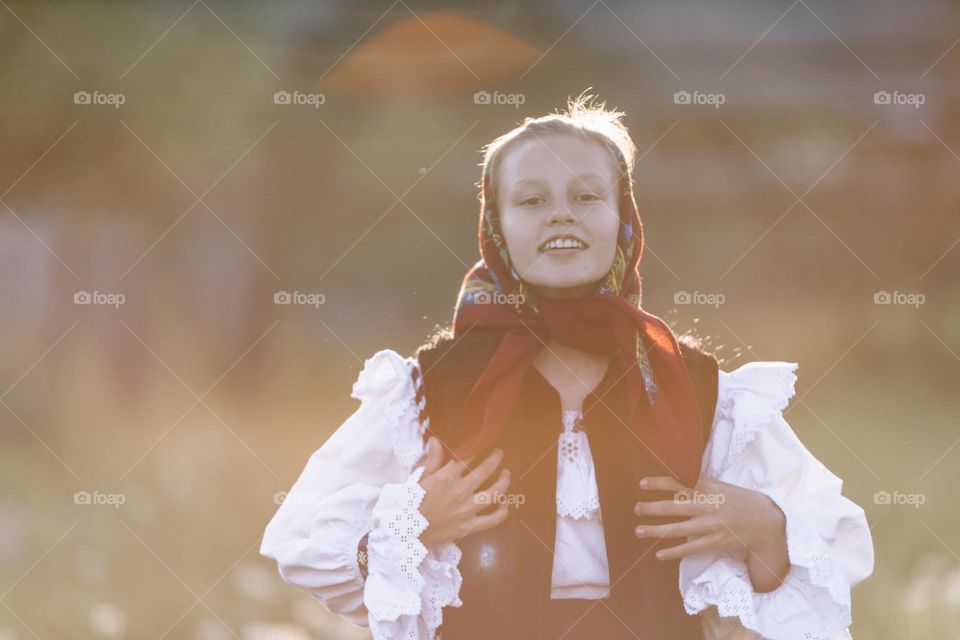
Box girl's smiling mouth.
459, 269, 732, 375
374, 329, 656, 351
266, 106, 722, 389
539, 235, 589, 254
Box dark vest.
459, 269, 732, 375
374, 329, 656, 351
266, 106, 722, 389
415, 328, 719, 640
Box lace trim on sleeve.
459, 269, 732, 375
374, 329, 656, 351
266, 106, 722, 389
707, 361, 798, 478
682, 488, 853, 639
351, 349, 427, 469
363, 465, 464, 638
364, 466, 430, 623
420, 541, 464, 634
407, 363, 464, 634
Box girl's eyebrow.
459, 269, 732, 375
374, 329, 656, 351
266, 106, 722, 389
509, 178, 545, 190
509, 173, 609, 191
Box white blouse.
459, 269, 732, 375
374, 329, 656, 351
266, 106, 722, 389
551, 409, 611, 600
260, 349, 874, 640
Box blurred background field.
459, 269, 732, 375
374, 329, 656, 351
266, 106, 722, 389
1, 0, 959, 638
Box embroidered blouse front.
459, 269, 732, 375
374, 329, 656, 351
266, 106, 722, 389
551, 408, 611, 600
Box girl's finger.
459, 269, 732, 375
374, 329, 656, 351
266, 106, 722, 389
469, 502, 510, 534
421, 437, 445, 475
639, 476, 690, 493
634, 499, 707, 518
460, 448, 504, 494
470, 468, 511, 513
655, 532, 725, 561
446, 452, 478, 475
635, 515, 717, 540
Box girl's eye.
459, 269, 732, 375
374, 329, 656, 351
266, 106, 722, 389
576, 193, 601, 202
518, 196, 543, 206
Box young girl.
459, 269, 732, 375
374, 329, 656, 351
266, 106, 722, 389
260, 95, 874, 639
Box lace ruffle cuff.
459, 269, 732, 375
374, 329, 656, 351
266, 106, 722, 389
363, 466, 464, 637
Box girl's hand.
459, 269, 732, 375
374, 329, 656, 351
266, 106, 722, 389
633, 476, 789, 589
417, 436, 512, 547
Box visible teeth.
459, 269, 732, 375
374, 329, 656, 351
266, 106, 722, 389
543, 238, 585, 251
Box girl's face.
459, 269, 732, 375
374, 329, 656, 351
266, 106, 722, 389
496, 134, 621, 299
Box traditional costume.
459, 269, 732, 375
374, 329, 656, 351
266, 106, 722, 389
261, 140, 873, 639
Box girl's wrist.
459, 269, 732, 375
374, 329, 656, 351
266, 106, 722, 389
747, 492, 786, 553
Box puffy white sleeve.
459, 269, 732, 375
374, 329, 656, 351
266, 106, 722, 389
680, 361, 875, 640
260, 349, 463, 639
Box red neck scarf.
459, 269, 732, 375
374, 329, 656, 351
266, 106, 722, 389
450, 136, 704, 487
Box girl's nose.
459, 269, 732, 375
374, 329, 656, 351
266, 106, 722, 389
546, 204, 575, 224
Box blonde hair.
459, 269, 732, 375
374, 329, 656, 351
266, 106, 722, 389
478, 91, 637, 211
